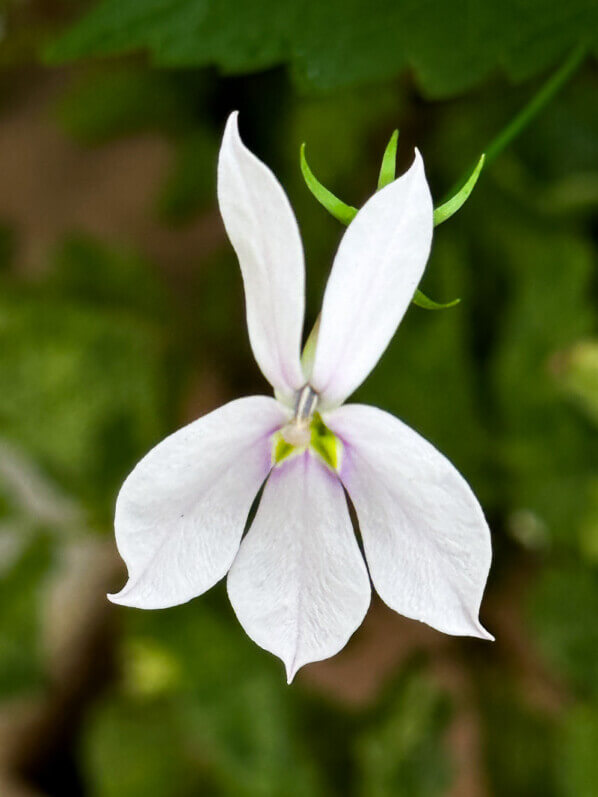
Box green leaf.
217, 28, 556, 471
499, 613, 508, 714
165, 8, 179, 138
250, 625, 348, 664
377, 129, 399, 190
44, 0, 598, 98
412, 289, 461, 310
433, 154, 485, 226
300, 143, 357, 225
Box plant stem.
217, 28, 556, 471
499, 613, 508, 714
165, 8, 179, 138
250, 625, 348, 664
446, 44, 587, 199
484, 44, 587, 166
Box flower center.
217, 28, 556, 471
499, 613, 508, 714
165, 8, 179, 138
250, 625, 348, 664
272, 386, 342, 471
280, 385, 319, 447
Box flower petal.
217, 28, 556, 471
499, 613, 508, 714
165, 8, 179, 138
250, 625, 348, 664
310, 151, 433, 408
110, 396, 289, 609
218, 112, 306, 402
227, 451, 370, 681
326, 404, 493, 639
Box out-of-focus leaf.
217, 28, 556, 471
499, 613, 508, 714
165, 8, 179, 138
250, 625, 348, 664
553, 339, 598, 428
83, 699, 197, 797
45, 0, 596, 98
56, 68, 193, 143
513, 73, 598, 182
490, 218, 597, 541
121, 637, 182, 699
355, 668, 453, 797
528, 562, 598, 698
56, 69, 218, 223
481, 683, 558, 797
49, 234, 169, 317
577, 478, 598, 563
117, 601, 324, 797
0, 287, 167, 506
0, 535, 52, 698
157, 128, 218, 222
558, 703, 598, 797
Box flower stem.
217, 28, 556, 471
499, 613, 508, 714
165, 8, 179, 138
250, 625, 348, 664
446, 44, 587, 199
484, 44, 587, 166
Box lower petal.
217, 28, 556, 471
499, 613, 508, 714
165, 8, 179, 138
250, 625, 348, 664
227, 451, 370, 681
326, 404, 493, 639
110, 396, 289, 609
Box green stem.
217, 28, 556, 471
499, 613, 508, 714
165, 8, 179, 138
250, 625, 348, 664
484, 44, 587, 166
446, 44, 586, 199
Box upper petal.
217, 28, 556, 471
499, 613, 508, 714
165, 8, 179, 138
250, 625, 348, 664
310, 151, 433, 408
326, 404, 493, 639
218, 112, 306, 402
110, 396, 289, 609
227, 451, 370, 682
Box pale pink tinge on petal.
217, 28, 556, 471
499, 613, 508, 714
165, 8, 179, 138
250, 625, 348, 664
227, 450, 371, 681
110, 396, 290, 609
218, 112, 306, 403
326, 403, 493, 639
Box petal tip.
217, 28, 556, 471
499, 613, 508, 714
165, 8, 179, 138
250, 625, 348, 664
476, 623, 495, 642
221, 110, 242, 155
107, 582, 182, 610
285, 665, 298, 685
224, 109, 240, 130
410, 147, 428, 180
107, 583, 137, 607
461, 614, 494, 641
107, 590, 127, 606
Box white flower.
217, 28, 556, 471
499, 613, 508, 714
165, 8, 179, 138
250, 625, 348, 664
110, 112, 493, 681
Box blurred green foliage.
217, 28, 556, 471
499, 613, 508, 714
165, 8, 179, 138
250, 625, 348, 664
355, 670, 452, 796
45, 1, 597, 97
0, 241, 169, 510
559, 704, 598, 797
482, 683, 558, 797
0, 533, 53, 697
0, 5, 596, 795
